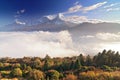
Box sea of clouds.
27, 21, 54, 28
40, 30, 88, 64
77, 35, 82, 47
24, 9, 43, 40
0, 31, 79, 58
0, 31, 120, 58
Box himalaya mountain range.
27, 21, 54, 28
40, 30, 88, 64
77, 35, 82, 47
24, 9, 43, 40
1, 13, 120, 33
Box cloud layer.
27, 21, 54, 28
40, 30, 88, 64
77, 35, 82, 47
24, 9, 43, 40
80, 32, 120, 42
0, 31, 78, 58
78, 32, 120, 55
96, 32, 120, 41
0, 31, 120, 58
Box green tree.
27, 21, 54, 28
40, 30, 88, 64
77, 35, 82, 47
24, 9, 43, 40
28, 69, 44, 80
13, 63, 21, 68
93, 49, 120, 67
0, 62, 3, 68
70, 61, 75, 70
26, 66, 32, 72
43, 54, 53, 71
44, 54, 51, 61
93, 50, 108, 67
115, 51, 120, 66
74, 59, 81, 69
86, 55, 92, 66
10, 68, 22, 77
101, 65, 113, 72
0, 62, 3, 70
46, 70, 60, 80
44, 60, 51, 71
21, 64, 27, 70
79, 54, 85, 66
33, 59, 41, 69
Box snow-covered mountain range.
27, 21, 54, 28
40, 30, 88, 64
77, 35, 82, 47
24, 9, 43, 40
0, 13, 120, 32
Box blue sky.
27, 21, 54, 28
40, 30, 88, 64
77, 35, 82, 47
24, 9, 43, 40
0, 0, 120, 26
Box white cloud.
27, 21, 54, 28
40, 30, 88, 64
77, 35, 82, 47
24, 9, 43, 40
106, 8, 120, 12
76, 32, 120, 55
80, 32, 120, 41
100, 42, 120, 52
83, 2, 107, 12
74, 1, 79, 5
103, 3, 120, 12
96, 32, 120, 41
104, 3, 118, 8
64, 1, 107, 14
65, 16, 88, 23
15, 19, 26, 25
64, 1, 82, 14
67, 5, 82, 13
17, 9, 26, 14
0, 31, 78, 58
21, 9, 25, 13
15, 9, 26, 18
64, 15, 105, 24
80, 35, 95, 39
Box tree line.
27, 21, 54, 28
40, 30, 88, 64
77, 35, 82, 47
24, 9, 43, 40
0, 49, 120, 80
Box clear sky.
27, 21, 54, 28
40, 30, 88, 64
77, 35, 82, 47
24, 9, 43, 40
0, 0, 120, 26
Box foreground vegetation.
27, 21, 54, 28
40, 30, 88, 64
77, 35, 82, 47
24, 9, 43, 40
0, 49, 120, 80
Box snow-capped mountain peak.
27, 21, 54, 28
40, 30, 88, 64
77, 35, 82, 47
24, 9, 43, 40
38, 13, 64, 24
15, 19, 26, 25
56, 13, 64, 20
39, 16, 51, 23
51, 13, 66, 25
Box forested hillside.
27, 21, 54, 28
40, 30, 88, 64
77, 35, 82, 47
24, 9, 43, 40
0, 49, 120, 80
